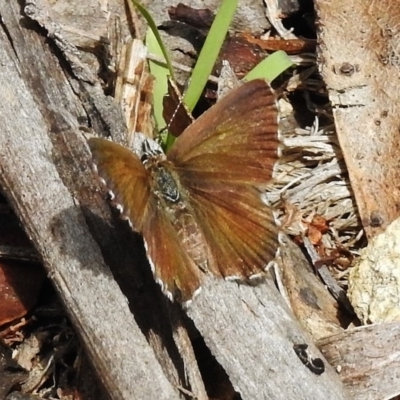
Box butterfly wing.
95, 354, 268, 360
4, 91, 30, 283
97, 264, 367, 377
88, 138, 201, 302
167, 79, 280, 185
88, 138, 151, 231
179, 182, 278, 278
141, 198, 202, 303
166, 79, 280, 278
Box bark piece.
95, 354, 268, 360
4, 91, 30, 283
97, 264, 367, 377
318, 322, 400, 400
279, 237, 345, 340
315, 0, 400, 238
187, 247, 348, 399
141, 0, 272, 35
0, 260, 45, 326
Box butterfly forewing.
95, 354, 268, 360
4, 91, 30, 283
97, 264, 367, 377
167, 79, 280, 184
88, 138, 151, 231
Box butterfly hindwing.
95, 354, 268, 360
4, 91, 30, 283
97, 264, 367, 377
180, 182, 278, 278
142, 197, 202, 303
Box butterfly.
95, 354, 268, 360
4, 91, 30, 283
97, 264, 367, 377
88, 79, 281, 304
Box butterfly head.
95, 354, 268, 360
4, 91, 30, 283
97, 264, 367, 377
139, 138, 164, 162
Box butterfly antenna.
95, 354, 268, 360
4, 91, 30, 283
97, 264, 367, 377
167, 87, 186, 132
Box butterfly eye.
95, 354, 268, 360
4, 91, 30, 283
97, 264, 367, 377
140, 153, 149, 164
140, 139, 165, 165
141, 139, 162, 157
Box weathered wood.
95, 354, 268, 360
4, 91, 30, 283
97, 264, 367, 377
279, 236, 346, 340
186, 237, 348, 400
318, 322, 400, 400
315, 0, 400, 238
188, 279, 347, 399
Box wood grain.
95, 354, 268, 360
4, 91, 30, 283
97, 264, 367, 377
315, 0, 400, 238
318, 322, 400, 400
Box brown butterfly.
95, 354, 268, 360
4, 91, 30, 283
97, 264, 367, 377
88, 79, 280, 304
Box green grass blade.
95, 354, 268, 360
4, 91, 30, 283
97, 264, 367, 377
132, 0, 174, 79
183, 0, 238, 111
245, 50, 294, 82
146, 29, 169, 138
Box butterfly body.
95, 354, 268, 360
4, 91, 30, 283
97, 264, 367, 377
89, 79, 280, 304
142, 153, 180, 202
146, 155, 212, 277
